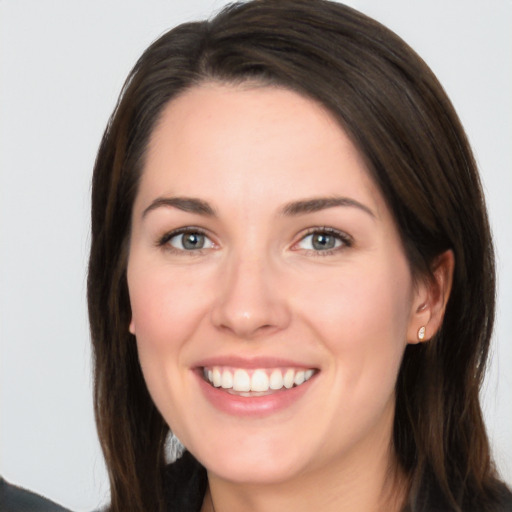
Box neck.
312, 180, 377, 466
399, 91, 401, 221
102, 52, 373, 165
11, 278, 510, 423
201, 410, 406, 512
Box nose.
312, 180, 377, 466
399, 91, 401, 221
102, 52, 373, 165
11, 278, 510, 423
210, 253, 291, 340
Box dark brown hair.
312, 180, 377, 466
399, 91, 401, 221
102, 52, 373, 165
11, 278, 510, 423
87, 1, 506, 510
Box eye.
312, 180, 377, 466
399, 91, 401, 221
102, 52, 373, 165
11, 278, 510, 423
295, 228, 351, 253
161, 229, 215, 252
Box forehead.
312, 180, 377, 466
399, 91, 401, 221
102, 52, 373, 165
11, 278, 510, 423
138, 83, 384, 217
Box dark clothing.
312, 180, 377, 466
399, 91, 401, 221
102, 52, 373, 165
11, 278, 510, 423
0, 478, 71, 512
164, 452, 207, 512
2, 461, 511, 511
411, 473, 512, 512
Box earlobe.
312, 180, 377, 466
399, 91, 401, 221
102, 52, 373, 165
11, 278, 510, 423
408, 250, 454, 344
129, 319, 136, 335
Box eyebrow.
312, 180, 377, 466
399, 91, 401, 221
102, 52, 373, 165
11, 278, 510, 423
142, 197, 217, 218
280, 197, 375, 218
142, 195, 375, 219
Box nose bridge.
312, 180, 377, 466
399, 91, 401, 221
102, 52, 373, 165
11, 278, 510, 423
211, 245, 289, 338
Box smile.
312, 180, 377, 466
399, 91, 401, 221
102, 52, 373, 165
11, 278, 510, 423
202, 366, 316, 395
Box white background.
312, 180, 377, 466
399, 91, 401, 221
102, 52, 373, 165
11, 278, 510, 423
1, 1, 510, 510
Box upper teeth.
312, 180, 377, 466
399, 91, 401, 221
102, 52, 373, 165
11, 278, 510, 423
204, 367, 315, 392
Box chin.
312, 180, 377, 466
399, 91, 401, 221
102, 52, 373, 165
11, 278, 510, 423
202, 454, 306, 484
185, 431, 312, 484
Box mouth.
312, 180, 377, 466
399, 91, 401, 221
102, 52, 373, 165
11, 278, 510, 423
201, 366, 317, 396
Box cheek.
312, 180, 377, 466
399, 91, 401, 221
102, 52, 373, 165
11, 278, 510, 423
295, 259, 413, 393
127, 260, 214, 407
128, 261, 211, 348
127, 265, 219, 444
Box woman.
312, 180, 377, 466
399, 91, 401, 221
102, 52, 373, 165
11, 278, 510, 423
87, 1, 512, 511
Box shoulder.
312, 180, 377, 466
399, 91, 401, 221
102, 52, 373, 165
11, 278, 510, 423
0, 477, 72, 512
164, 452, 207, 512
413, 474, 512, 512
495, 484, 512, 512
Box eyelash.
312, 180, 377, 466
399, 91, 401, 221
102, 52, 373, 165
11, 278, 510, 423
157, 227, 214, 256
156, 226, 353, 256
293, 227, 353, 256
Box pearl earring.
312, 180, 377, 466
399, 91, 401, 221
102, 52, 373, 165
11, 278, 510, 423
417, 326, 426, 341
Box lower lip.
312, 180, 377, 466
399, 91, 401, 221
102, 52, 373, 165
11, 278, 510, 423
195, 371, 316, 417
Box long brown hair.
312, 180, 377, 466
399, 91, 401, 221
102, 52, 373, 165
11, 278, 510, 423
87, 1, 506, 510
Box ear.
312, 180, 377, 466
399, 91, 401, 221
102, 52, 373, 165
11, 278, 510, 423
407, 250, 454, 344
129, 318, 136, 335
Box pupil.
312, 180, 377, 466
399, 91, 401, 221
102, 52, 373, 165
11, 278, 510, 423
183, 233, 204, 250
313, 233, 334, 250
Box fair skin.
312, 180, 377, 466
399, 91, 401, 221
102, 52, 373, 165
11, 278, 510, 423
127, 84, 453, 512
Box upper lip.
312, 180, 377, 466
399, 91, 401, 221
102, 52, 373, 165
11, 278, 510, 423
193, 355, 318, 370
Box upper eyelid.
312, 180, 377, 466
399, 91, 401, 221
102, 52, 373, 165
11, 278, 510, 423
158, 226, 214, 246
285, 228, 352, 258
295, 226, 353, 243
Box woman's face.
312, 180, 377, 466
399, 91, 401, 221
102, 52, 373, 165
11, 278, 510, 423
127, 84, 424, 484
